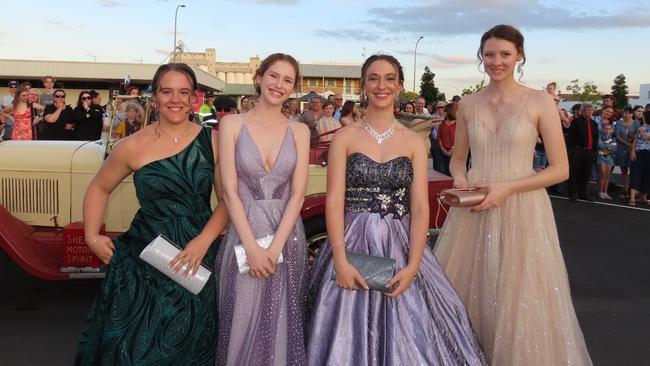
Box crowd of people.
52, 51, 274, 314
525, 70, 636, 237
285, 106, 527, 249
561, 94, 650, 205
0, 77, 106, 141
2, 62, 648, 208
405, 84, 650, 207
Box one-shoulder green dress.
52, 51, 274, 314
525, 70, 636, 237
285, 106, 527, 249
75, 128, 219, 366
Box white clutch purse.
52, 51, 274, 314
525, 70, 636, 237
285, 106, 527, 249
139, 234, 212, 295
233, 234, 284, 274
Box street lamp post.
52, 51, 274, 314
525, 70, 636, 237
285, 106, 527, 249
413, 36, 424, 93
173, 4, 186, 62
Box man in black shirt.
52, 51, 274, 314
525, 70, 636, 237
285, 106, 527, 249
567, 103, 599, 201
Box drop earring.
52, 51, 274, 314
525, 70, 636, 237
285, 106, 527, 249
516, 61, 523, 74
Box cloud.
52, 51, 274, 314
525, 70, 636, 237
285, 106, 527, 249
365, 0, 650, 36
100, 0, 122, 7
313, 28, 385, 42
396, 50, 476, 69
44, 20, 76, 30
247, 0, 299, 4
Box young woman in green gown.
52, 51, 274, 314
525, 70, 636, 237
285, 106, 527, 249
75, 63, 228, 365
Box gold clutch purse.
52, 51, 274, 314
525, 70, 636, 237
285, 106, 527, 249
439, 187, 488, 207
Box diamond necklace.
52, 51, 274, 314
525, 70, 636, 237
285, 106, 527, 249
363, 117, 397, 144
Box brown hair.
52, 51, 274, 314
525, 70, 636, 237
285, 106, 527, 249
41, 75, 56, 84
445, 103, 457, 121
477, 24, 526, 71
360, 54, 405, 93
12, 86, 30, 109
126, 86, 140, 96
152, 63, 197, 95
254, 53, 301, 94
341, 100, 355, 118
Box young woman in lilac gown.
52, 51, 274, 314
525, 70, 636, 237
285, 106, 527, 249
216, 53, 310, 366
434, 25, 592, 365
306, 54, 485, 366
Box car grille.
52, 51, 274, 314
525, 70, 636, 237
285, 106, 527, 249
0, 177, 60, 215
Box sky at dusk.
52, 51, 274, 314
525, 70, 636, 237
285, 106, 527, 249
1, 0, 649, 97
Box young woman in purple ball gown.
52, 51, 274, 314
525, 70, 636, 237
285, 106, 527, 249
216, 53, 310, 366
305, 54, 486, 366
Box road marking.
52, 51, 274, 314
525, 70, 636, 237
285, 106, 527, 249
549, 195, 650, 212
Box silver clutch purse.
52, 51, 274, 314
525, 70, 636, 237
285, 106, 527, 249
233, 234, 284, 274
331, 252, 396, 293
139, 234, 212, 295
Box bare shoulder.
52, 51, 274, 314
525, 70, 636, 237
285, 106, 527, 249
457, 93, 478, 119
526, 88, 556, 113
460, 92, 479, 106
219, 114, 244, 134
399, 127, 427, 154
108, 129, 149, 168
331, 121, 363, 143
288, 120, 310, 138
527, 87, 553, 102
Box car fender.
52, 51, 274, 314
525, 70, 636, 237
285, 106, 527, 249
0, 205, 67, 280
300, 193, 326, 221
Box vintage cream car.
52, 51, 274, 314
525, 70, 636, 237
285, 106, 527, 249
0, 100, 450, 286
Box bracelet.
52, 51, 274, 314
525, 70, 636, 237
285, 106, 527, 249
329, 242, 345, 248
87, 237, 98, 248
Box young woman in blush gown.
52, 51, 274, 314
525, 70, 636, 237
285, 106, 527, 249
75, 63, 227, 365
434, 25, 593, 365
306, 54, 485, 366
216, 53, 310, 366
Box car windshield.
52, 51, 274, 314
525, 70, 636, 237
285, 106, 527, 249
104, 95, 153, 154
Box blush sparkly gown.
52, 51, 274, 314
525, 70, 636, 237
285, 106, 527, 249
306, 153, 486, 366
215, 123, 307, 366
434, 92, 593, 365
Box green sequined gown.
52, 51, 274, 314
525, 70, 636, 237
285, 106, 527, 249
75, 128, 219, 365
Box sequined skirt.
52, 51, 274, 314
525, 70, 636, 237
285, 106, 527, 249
434, 174, 592, 365
306, 211, 486, 366
215, 198, 308, 366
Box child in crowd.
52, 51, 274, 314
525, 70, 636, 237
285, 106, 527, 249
597, 123, 616, 199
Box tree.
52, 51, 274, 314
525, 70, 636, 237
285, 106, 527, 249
461, 80, 486, 96
611, 74, 629, 109
565, 79, 601, 103
419, 66, 445, 104
399, 90, 419, 102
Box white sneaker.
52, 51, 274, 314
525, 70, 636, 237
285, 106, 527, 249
598, 192, 607, 199
603, 193, 612, 200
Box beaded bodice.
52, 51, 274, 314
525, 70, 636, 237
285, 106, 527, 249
344, 153, 413, 219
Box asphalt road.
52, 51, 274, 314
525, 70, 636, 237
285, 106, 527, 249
0, 196, 648, 366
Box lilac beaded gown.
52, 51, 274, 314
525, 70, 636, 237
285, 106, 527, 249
215, 124, 307, 366
306, 153, 486, 366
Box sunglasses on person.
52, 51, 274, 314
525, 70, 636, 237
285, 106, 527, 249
436, 106, 445, 110
81, 96, 92, 101
54, 94, 66, 98
9, 85, 17, 88
216, 107, 233, 113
